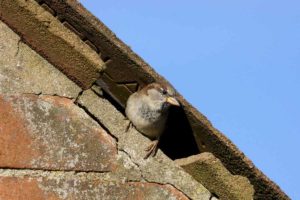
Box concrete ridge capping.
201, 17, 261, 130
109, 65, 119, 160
0, 0, 105, 89
175, 153, 255, 200
0, 0, 289, 199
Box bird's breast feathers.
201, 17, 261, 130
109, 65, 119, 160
125, 94, 166, 138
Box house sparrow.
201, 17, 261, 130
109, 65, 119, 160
125, 82, 180, 159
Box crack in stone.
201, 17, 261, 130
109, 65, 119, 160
0, 168, 111, 177
118, 150, 195, 199
22, 92, 42, 96
163, 182, 193, 200
73, 96, 146, 183
72, 90, 148, 183
75, 97, 119, 143
15, 39, 21, 57
51, 93, 75, 100
118, 149, 146, 181
21, 92, 75, 101
140, 178, 194, 200
124, 180, 192, 200
74, 89, 84, 103
0, 169, 194, 199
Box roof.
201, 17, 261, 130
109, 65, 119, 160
0, 0, 289, 199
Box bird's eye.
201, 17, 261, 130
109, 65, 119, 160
162, 89, 167, 95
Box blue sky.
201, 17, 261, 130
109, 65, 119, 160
81, 1, 300, 198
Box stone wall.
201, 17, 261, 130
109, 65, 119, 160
0, 20, 212, 200
0, 1, 290, 199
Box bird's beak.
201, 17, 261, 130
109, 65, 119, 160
166, 96, 180, 106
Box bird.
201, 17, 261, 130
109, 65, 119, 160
125, 82, 180, 159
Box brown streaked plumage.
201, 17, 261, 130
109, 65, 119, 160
125, 82, 180, 159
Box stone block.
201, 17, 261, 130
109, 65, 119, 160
0, 21, 81, 98
0, 0, 105, 88
0, 171, 189, 200
176, 152, 254, 200
0, 94, 117, 172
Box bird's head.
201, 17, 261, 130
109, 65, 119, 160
141, 82, 180, 111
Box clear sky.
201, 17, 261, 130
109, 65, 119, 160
81, 1, 299, 198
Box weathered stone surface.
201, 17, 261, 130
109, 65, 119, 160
0, 0, 289, 198
0, 94, 117, 171
114, 151, 143, 182
0, 21, 81, 98
0, 169, 189, 200
78, 89, 212, 200
0, 0, 105, 89
36, 1, 289, 199
175, 152, 254, 200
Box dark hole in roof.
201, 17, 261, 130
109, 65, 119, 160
159, 105, 200, 160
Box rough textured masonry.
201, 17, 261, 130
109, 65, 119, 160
0, 0, 106, 88
0, 19, 212, 199
18, 1, 288, 199
0, 0, 289, 199
176, 153, 254, 200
